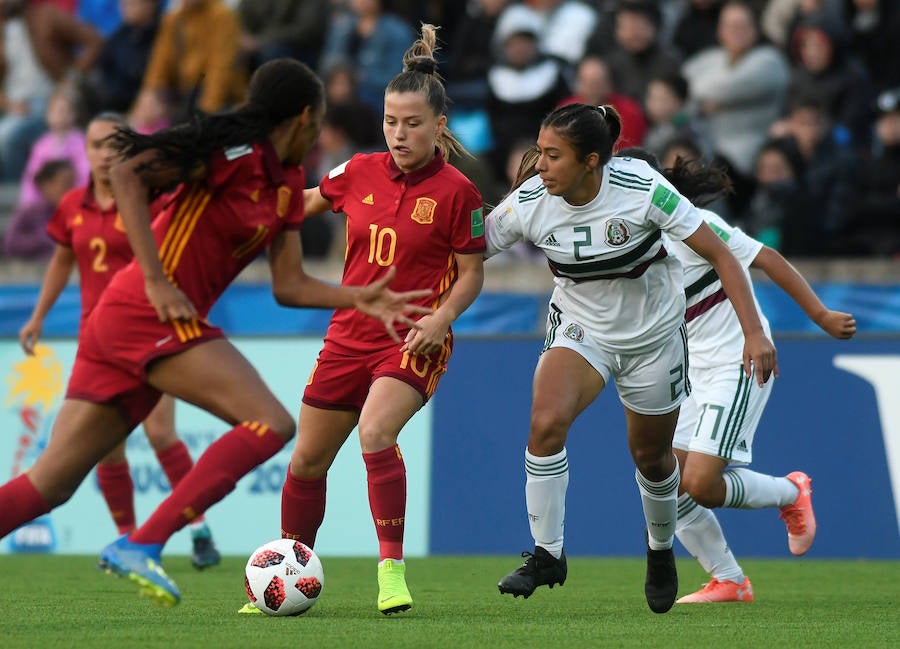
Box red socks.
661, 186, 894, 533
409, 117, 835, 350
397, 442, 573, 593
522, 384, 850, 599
155, 440, 204, 523
96, 461, 136, 534
131, 421, 285, 546
0, 474, 50, 538
363, 445, 406, 560
280, 469, 326, 548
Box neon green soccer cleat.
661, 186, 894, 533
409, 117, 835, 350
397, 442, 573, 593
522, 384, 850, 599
377, 559, 413, 615
238, 602, 263, 614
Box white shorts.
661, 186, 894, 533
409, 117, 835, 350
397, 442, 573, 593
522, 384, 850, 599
673, 363, 773, 464
544, 306, 689, 415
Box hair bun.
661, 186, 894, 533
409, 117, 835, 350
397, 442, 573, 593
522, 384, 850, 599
410, 59, 437, 75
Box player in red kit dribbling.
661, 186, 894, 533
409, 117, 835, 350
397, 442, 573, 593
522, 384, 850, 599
273, 24, 485, 616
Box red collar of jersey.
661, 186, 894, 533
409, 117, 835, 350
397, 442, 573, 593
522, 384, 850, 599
79, 180, 117, 214
386, 147, 445, 185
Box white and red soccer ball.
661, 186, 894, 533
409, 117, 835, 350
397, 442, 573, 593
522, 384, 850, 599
244, 539, 325, 616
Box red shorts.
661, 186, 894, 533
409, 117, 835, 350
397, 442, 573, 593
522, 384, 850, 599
302, 335, 454, 411
67, 293, 224, 428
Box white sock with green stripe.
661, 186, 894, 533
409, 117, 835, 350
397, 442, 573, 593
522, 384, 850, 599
723, 468, 797, 509
636, 458, 679, 550
676, 493, 744, 583
524, 447, 568, 559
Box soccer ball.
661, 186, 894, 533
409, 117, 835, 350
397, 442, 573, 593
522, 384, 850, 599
244, 539, 325, 616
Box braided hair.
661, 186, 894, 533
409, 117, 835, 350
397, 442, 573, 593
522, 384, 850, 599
386, 23, 468, 160
110, 58, 324, 183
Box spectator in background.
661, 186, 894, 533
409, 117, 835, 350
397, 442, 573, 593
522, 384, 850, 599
83, 0, 162, 116
486, 10, 570, 181
0, 0, 102, 181
590, 0, 682, 103
671, 0, 723, 60
493, 0, 598, 71
761, 0, 842, 49
445, 0, 510, 109
301, 102, 381, 261
845, 0, 900, 93
741, 137, 814, 254
785, 13, 874, 150
682, 1, 790, 215
236, 0, 330, 73
133, 0, 245, 123
842, 87, 900, 257
558, 55, 647, 149
2, 158, 75, 259
642, 71, 711, 161
318, 0, 413, 111
771, 96, 858, 255
18, 85, 89, 208
76, 0, 164, 37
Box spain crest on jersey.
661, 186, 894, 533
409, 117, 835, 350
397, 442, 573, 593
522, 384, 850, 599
605, 218, 630, 246
113, 214, 126, 232
411, 197, 436, 224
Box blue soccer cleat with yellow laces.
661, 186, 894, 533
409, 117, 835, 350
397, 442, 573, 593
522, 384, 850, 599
98, 534, 181, 607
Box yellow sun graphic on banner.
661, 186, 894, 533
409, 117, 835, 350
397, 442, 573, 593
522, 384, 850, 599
5, 345, 64, 413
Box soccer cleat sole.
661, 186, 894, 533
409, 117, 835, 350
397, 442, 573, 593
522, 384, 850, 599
379, 602, 412, 615
97, 560, 179, 608
497, 579, 564, 599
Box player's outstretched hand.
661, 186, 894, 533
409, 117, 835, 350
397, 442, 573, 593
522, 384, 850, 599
818, 310, 856, 339
354, 266, 434, 343
743, 330, 778, 387
145, 276, 198, 323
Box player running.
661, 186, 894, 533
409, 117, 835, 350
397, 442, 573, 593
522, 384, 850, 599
486, 104, 776, 613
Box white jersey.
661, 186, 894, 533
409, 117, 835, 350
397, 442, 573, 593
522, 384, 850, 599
666, 209, 771, 369
485, 157, 703, 354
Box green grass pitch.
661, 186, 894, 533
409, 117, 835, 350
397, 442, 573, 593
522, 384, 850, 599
1, 555, 897, 649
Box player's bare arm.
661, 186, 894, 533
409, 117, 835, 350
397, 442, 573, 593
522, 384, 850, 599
19, 245, 77, 355
303, 186, 330, 217
683, 222, 778, 385
751, 246, 856, 340
267, 231, 432, 342
110, 149, 199, 322
401, 252, 484, 356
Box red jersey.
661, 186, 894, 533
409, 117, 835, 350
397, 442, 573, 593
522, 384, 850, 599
319, 150, 485, 352
46, 185, 136, 326
102, 141, 305, 318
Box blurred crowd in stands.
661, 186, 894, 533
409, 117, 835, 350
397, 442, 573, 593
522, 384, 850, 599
0, 0, 898, 264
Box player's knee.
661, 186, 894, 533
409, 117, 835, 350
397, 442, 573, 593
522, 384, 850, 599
528, 408, 571, 454
682, 474, 724, 508
630, 445, 672, 478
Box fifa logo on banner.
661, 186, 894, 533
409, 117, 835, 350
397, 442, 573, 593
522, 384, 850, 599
4, 345, 64, 553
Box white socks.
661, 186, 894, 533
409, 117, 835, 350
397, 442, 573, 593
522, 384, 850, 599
676, 493, 744, 583
524, 447, 568, 559
636, 458, 680, 551
723, 468, 798, 509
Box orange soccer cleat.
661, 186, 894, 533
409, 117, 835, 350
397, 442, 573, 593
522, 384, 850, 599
676, 577, 754, 603
779, 471, 816, 556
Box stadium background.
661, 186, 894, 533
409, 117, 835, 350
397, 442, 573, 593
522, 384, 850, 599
1, 268, 898, 560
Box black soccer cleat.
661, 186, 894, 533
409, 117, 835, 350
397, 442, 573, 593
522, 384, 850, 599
644, 543, 678, 614
498, 546, 567, 598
